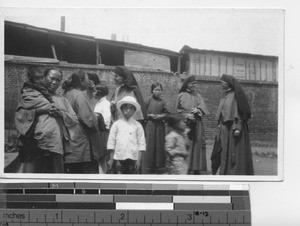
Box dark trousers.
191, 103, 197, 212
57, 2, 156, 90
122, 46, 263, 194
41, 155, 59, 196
64, 160, 99, 174
23, 151, 64, 173
115, 159, 137, 174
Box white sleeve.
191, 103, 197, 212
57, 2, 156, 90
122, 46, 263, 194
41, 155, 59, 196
94, 102, 101, 114
137, 123, 146, 151
107, 122, 117, 150
102, 101, 112, 128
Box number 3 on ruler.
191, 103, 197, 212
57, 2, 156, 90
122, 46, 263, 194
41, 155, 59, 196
187, 213, 192, 221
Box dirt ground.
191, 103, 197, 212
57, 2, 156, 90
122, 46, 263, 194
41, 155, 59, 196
4, 141, 277, 175
205, 144, 278, 176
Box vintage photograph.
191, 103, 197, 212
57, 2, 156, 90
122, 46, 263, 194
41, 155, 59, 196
2, 8, 284, 180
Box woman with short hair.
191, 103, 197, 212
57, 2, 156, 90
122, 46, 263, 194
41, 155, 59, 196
62, 70, 104, 174
15, 67, 78, 173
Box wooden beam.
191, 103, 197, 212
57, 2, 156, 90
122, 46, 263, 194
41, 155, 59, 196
177, 55, 181, 73
51, 45, 57, 60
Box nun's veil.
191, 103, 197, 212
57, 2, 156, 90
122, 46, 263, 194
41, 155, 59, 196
221, 74, 251, 120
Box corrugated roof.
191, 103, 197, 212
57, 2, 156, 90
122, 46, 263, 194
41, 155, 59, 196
5, 20, 178, 57
6, 20, 96, 42
180, 45, 278, 60
96, 38, 179, 57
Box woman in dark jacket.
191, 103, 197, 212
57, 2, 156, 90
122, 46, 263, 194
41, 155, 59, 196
15, 67, 78, 173
62, 70, 104, 174
215, 74, 254, 175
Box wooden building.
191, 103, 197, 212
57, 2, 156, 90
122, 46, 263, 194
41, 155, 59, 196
5, 21, 179, 72
179, 45, 278, 81
95, 38, 178, 72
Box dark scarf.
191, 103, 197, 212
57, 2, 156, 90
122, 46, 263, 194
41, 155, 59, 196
179, 75, 196, 93
21, 81, 54, 103
114, 66, 147, 119
221, 74, 251, 121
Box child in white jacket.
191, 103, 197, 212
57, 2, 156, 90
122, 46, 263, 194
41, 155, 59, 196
107, 96, 146, 174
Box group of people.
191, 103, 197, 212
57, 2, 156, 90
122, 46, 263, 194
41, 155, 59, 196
14, 65, 254, 175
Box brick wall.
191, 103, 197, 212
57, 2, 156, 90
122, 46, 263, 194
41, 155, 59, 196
5, 61, 278, 142
195, 76, 278, 142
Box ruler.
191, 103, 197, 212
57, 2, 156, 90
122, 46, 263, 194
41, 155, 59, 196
0, 183, 251, 226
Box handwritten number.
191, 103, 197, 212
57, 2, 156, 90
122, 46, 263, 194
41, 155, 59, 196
195, 211, 209, 217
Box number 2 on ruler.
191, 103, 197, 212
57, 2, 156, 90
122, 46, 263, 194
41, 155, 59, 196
120, 213, 125, 221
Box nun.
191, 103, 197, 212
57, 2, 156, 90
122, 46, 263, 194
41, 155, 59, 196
215, 74, 254, 175
175, 75, 209, 175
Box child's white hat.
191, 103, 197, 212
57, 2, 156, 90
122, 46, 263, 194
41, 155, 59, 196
116, 96, 141, 112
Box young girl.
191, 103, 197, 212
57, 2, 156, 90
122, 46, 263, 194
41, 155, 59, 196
164, 114, 189, 175
143, 82, 169, 174
93, 83, 111, 173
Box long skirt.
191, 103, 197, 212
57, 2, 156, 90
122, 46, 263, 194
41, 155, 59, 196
219, 120, 254, 175
188, 119, 207, 173
142, 120, 166, 173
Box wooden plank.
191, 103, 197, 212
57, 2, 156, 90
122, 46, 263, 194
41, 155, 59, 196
233, 57, 246, 79
205, 55, 211, 76
124, 50, 171, 71
51, 45, 57, 60
5, 54, 59, 63
195, 53, 200, 76
266, 61, 273, 81
272, 61, 278, 81
211, 55, 219, 77
210, 57, 212, 76
218, 57, 221, 77
220, 56, 227, 76
204, 55, 207, 76
245, 60, 248, 80
248, 61, 255, 80
177, 55, 181, 73
198, 54, 202, 76
260, 60, 267, 81
200, 54, 205, 76
189, 53, 196, 75
259, 61, 262, 81
96, 42, 101, 65
255, 60, 261, 80
226, 57, 234, 75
